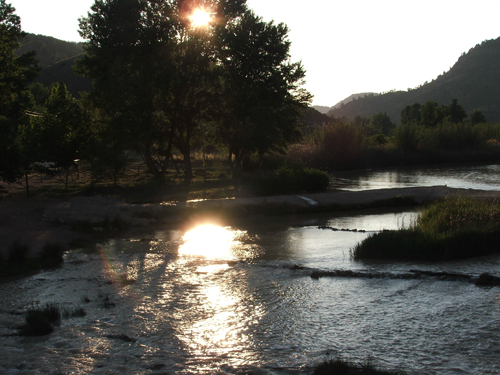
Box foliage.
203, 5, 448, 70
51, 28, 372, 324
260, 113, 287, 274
245, 162, 330, 196
77, 0, 309, 181
369, 112, 395, 135
216, 10, 311, 173
20, 82, 88, 191
0, 0, 40, 181
351, 198, 500, 261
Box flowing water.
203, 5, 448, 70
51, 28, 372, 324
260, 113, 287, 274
331, 163, 500, 191
1, 209, 500, 375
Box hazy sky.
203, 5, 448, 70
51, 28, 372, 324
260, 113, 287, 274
9, 0, 500, 106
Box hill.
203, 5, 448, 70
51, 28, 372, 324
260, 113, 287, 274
328, 37, 500, 123
17, 34, 90, 98
18, 34, 83, 67
34, 55, 91, 98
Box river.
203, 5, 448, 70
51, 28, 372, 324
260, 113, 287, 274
1, 165, 500, 374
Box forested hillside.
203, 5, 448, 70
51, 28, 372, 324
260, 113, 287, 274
18, 34, 83, 67
329, 37, 500, 123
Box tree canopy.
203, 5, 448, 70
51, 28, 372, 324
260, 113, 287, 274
76, 0, 310, 181
0, 0, 39, 181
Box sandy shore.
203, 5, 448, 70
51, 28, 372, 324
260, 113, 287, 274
1, 186, 499, 260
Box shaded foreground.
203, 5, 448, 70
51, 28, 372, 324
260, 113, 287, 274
352, 197, 500, 261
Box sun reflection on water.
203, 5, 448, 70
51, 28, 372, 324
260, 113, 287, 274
178, 224, 241, 260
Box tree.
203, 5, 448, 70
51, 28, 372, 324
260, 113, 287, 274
0, 0, 39, 181
470, 110, 486, 124
77, 0, 177, 183
420, 101, 444, 127
369, 112, 395, 135
77, 0, 249, 182
21, 82, 87, 191
216, 11, 311, 173
400, 103, 421, 125
446, 98, 467, 124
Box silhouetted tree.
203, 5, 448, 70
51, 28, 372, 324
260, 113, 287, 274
21, 83, 87, 190
369, 112, 395, 135
0, 0, 39, 181
400, 103, 421, 125
216, 11, 311, 173
470, 110, 487, 124
446, 98, 467, 124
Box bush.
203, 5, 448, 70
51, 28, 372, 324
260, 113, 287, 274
246, 163, 330, 196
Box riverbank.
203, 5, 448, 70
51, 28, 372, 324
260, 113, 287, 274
2, 185, 500, 262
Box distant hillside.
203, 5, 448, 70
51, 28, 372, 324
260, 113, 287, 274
331, 92, 378, 110
16, 34, 90, 98
301, 107, 333, 128
18, 34, 84, 67
328, 37, 500, 123
35, 55, 91, 98
312, 106, 331, 114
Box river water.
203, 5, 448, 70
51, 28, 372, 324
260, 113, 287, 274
1, 165, 500, 374
331, 163, 500, 191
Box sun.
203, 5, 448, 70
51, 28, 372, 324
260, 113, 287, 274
189, 8, 211, 28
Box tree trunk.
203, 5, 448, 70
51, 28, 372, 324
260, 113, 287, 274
140, 146, 164, 184
25, 172, 30, 197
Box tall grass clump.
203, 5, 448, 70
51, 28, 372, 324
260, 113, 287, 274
20, 302, 61, 336
352, 197, 500, 261
314, 357, 406, 375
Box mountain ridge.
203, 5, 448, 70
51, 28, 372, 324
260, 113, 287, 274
328, 37, 500, 123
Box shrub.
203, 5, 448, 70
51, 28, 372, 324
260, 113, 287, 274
246, 163, 330, 196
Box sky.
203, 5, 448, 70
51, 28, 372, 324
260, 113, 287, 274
9, 0, 500, 107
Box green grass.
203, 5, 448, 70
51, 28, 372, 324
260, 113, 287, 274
352, 197, 500, 261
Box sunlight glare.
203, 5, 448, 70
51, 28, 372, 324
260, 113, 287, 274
178, 225, 238, 259
189, 8, 211, 28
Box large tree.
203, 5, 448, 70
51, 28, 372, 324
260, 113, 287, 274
0, 0, 39, 181
77, 0, 309, 180
215, 11, 311, 173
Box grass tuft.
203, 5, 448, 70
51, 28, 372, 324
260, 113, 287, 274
314, 357, 406, 375
352, 197, 500, 261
